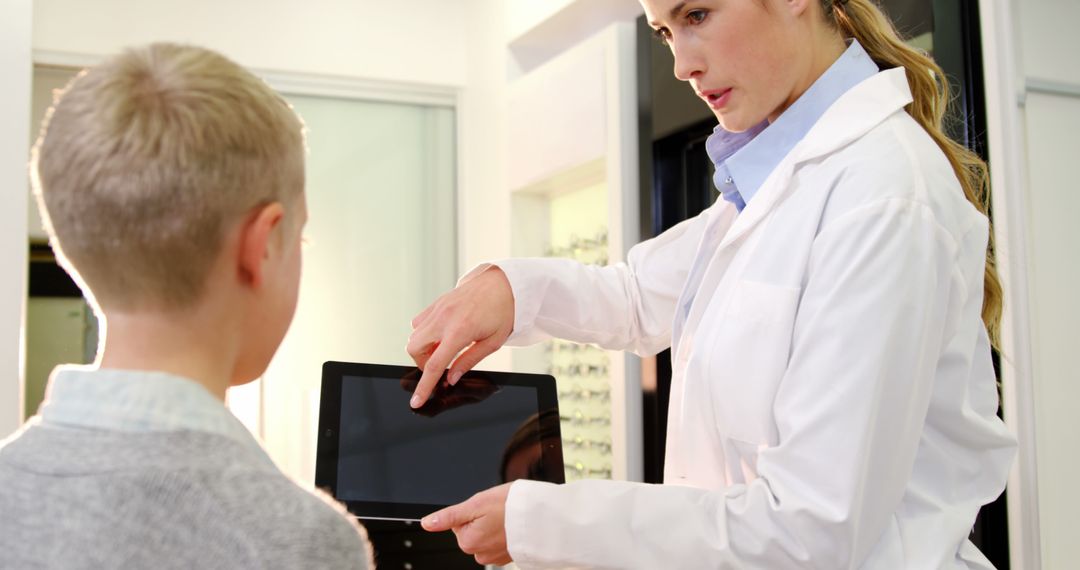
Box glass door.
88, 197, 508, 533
245, 94, 457, 484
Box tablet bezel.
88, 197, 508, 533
316, 361, 565, 521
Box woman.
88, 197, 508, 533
407, 0, 1016, 567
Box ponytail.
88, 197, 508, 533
828, 0, 1004, 348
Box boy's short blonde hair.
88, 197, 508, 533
31, 43, 305, 311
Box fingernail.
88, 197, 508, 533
421, 515, 437, 528
449, 371, 462, 385
410, 395, 422, 408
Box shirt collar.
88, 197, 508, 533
38, 365, 272, 466
705, 39, 879, 209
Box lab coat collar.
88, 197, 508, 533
671, 68, 914, 352
716, 67, 914, 251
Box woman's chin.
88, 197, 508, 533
715, 112, 759, 134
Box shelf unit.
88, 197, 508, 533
504, 22, 643, 483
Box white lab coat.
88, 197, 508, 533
480, 68, 1016, 569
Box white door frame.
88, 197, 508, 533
978, 1, 1041, 569
0, 0, 33, 439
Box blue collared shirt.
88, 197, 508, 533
706, 39, 880, 211
36, 365, 274, 468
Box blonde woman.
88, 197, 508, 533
407, 0, 1016, 567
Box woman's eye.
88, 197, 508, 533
687, 9, 707, 24
653, 28, 671, 44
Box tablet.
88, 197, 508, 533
315, 361, 565, 521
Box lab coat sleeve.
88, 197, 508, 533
505, 197, 972, 569
467, 211, 710, 356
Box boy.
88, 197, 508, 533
0, 43, 371, 569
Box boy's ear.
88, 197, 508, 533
237, 202, 286, 290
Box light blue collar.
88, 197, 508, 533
38, 366, 273, 466
706, 39, 879, 211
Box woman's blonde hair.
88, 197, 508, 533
31, 43, 306, 312
828, 0, 1003, 347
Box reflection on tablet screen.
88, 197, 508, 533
336, 372, 551, 506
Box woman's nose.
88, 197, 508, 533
671, 38, 704, 82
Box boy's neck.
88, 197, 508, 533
96, 307, 240, 401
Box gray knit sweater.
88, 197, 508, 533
0, 423, 372, 569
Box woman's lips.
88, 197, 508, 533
700, 88, 732, 110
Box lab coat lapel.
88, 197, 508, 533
676, 68, 914, 343
715, 68, 914, 252
666, 68, 915, 478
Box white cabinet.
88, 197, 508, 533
505, 22, 643, 483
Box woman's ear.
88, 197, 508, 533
237, 202, 286, 289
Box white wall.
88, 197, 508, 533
505, 0, 577, 42
505, 0, 642, 74
0, 0, 32, 437
456, 0, 513, 374
1018, 0, 1080, 83
28, 0, 473, 245
983, 0, 1080, 567
506, 34, 607, 191
32, 0, 468, 86
459, 0, 511, 274
1024, 91, 1080, 570
1015, 1, 1080, 567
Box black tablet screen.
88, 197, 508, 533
335, 372, 551, 506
